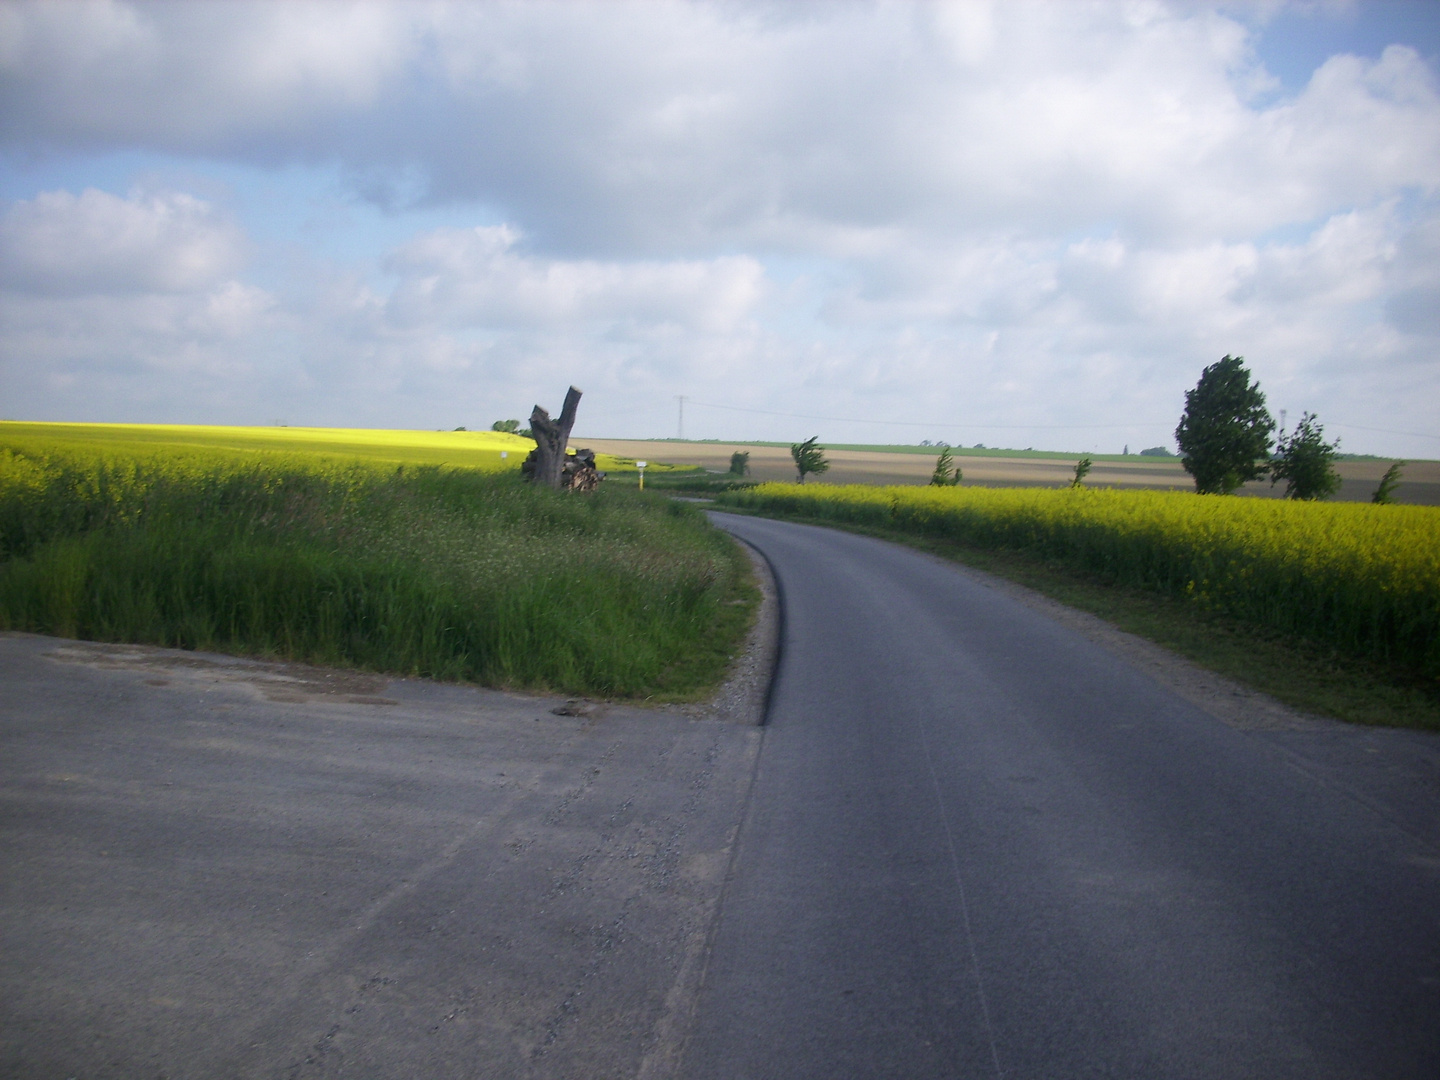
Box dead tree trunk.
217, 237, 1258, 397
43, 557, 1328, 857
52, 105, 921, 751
521, 386, 582, 488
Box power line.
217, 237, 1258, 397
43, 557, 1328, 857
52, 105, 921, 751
1332, 423, 1440, 442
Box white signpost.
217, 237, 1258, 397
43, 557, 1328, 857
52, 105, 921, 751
636, 460, 647, 490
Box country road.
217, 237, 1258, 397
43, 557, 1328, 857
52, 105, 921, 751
687, 512, 1440, 1080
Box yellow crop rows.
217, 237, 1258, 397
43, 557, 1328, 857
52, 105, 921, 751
719, 483, 1440, 677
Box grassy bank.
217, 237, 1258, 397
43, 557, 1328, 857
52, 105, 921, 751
715, 483, 1440, 729
1, 434, 755, 699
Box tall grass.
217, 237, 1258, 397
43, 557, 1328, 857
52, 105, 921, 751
716, 483, 1440, 678
1, 438, 752, 698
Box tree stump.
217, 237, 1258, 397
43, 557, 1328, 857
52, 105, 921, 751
521, 386, 582, 489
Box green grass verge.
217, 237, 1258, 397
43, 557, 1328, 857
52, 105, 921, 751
1, 442, 757, 701
715, 505, 1440, 732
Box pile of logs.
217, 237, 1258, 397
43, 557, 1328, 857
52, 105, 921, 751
560, 448, 605, 492
521, 444, 605, 492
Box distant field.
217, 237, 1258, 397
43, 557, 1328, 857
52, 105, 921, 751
8, 426, 1424, 500
579, 438, 1439, 505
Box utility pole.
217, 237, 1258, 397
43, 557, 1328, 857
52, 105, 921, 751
676, 395, 685, 441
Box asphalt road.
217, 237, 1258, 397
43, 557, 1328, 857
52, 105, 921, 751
686, 512, 1440, 1080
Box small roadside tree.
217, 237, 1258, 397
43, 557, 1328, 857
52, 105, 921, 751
930, 445, 962, 486
1175, 355, 1275, 494
1071, 455, 1093, 488
791, 436, 829, 484
1372, 461, 1405, 505
1271, 412, 1341, 500
729, 450, 751, 476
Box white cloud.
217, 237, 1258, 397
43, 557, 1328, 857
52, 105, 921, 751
0, 186, 277, 416
0, 0, 415, 145
383, 225, 765, 332
0, 2, 1436, 455
1384, 212, 1440, 338
4, 3, 1435, 252
0, 188, 245, 294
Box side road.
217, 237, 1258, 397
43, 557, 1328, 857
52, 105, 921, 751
0, 631, 762, 1080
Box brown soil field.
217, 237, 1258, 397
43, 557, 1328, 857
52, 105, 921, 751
577, 439, 1440, 505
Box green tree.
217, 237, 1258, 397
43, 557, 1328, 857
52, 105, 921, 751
1372, 461, 1405, 505
1071, 455, 1093, 488
491, 419, 521, 433
1270, 412, 1341, 500
729, 450, 751, 476
790, 436, 829, 484
1175, 355, 1275, 494
930, 446, 962, 486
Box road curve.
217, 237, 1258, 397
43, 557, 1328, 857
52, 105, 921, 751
684, 512, 1440, 1080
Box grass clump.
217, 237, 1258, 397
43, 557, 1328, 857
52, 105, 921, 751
1, 437, 755, 700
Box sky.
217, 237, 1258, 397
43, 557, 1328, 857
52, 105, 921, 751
1, 0, 1438, 456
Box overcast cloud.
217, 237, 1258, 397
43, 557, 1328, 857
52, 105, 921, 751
1, 0, 1437, 455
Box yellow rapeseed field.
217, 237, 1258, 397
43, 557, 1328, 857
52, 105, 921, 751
0, 423, 743, 696
719, 482, 1440, 677
0, 421, 685, 496
0, 420, 537, 471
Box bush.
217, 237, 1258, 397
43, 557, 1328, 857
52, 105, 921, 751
930, 446, 961, 486
1271, 413, 1341, 501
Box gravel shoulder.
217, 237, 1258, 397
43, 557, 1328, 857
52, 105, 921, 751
0, 628, 765, 1079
